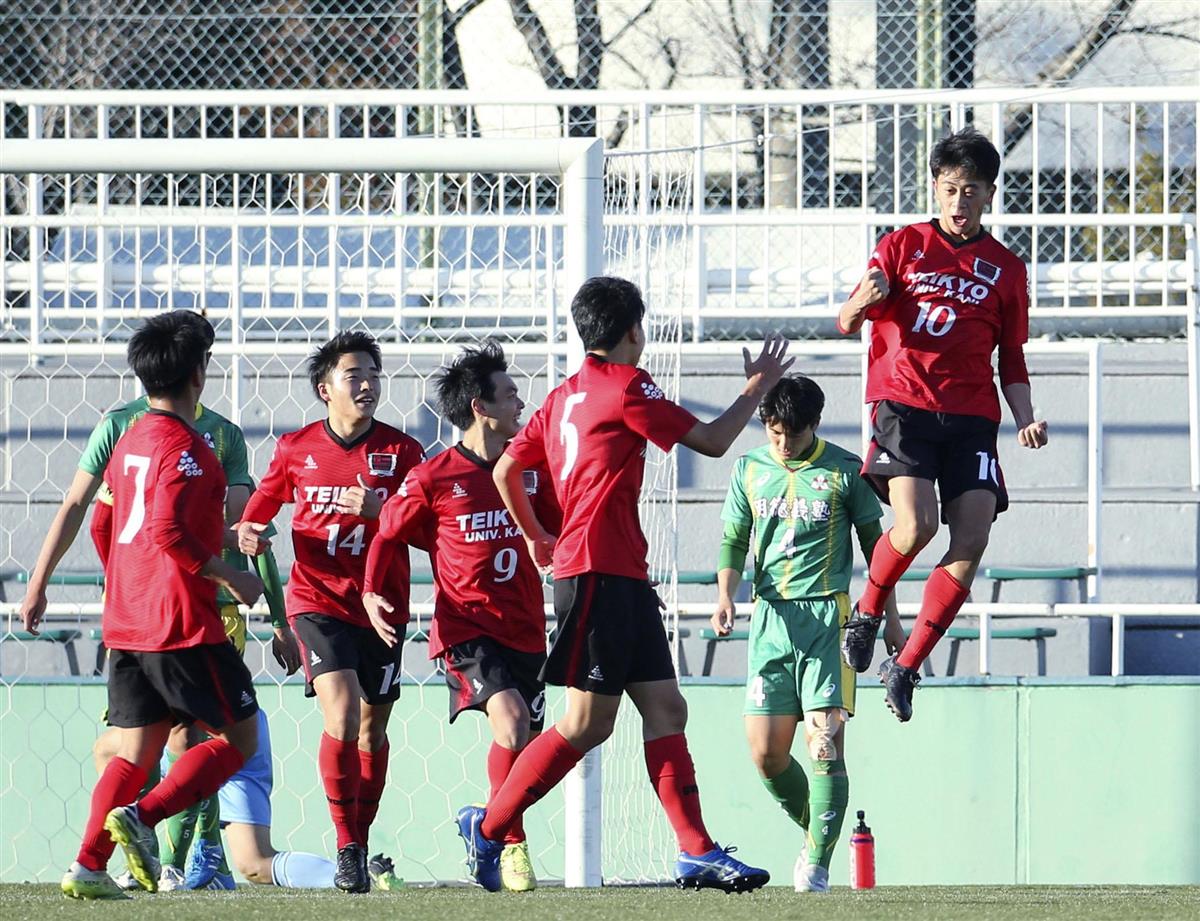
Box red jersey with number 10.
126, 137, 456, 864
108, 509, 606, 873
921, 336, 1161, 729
861, 220, 1029, 422
242, 419, 424, 628
364, 445, 561, 658
504, 354, 698, 581
103, 410, 227, 651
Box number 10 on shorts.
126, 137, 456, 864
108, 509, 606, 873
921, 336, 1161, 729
976, 451, 999, 484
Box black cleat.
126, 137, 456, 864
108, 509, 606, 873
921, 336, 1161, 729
841, 604, 883, 673
878, 655, 921, 722
335, 843, 370, 893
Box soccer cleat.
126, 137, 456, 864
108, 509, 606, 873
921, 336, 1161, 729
112, 869, 141, 891
841, 604, 883, 673
793, 857, 830, 893
183, 839, 225, 890
674, 843, 770, 894
334, 843, 370, 893
455, 804, 502, 892
103, 805, 160, 892
60, 862, 130, 900
158, 864, 187, 891
199, 870, 236, 890
500, 841, 537, 892
879, 654, 921, 722
368, 853, 405, 891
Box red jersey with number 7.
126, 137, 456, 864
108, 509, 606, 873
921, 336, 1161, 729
859, 220, 1029, 423
103, 410, 227, 651
364, 445, 561, 658
504, 354, 697, 581
241, 419, 424, 628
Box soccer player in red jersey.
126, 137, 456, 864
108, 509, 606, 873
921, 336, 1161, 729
836, 128, 1049, 722
57, 311, 264, 900
361, 341, 560, 892
455, 276, 792, 893
236, 331, 422, 893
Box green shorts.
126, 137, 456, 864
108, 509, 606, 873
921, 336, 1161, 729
743, 593, 856, 717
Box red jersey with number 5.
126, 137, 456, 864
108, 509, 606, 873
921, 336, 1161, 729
242, 419, 424, 628
860, 220, 1029, 422
103, 410, 227, 651
364, 445, 561, 658
504, 354, 697, 581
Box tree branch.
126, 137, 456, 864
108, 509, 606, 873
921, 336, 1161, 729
507, 0, 571, 88
725, 0, 757, 90
603, 0, 657, 50
1119, 25, 1200, 45
448, 0, 489, 28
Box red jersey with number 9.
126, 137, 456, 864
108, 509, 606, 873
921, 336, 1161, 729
861, 220, 1029, 422
241, 419, 424, 628
103, 410, 227, 651
504, 354, 698, 581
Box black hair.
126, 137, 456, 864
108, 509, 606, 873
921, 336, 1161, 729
759, 375, 824, 432
929, 128, 1001, 185
126, 310, 214, 398
432, 339, 510, 430
571, 276, 646, 352
306, 330, 382, 399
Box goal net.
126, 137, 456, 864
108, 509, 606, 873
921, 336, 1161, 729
0, 129, 690, 885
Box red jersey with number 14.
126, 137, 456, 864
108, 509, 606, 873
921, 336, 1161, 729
103, 410, 227, 651
364, 445, 561, 658
241, 419, 424, 628
861, 220, 1029, 422
504, 354, 697, 581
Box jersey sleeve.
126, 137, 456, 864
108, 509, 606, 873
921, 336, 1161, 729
718, 458, 752, 572
844, 460, 884, 526
148, 438, 217, 574
221, 423, 254, 489
999, 259, 1030, 347
363, 469, 431, 594
622, 371, 699, 452
505, 404, 549, 469
77, 412, 123, 477
861, 229, 904, 320
242, 438, 291, 523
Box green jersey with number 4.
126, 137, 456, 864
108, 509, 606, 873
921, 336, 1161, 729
720, 439, 882, 601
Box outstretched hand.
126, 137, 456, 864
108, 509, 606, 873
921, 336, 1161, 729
742, 333, 795, 396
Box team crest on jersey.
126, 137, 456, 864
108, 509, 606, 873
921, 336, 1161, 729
522, 469, 539, 496
639, 381, 665, 400
810, 474, 830, 491
304, 454, 319, 470
177, 451, 203, 477
972, 257, 1001, 284
452, 482, 469, 499
912, 249, 924, 261
368, 453, 397, 477
202, 432, 215, 450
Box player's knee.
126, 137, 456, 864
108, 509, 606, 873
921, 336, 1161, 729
892, 516, 937, 552
646, 693, 688, 737
749, 744, 791, 778
558, 712, 615, 751
804, 709, 846, 762
949, 526, 990, 563
231, 850, 273, 884
492, 721, 527, 752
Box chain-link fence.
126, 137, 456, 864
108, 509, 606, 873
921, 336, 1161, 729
2, 1, 1197, 96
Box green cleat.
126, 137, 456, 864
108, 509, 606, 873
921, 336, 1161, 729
367, 853, 405, 891
500, 841, 537, 892
60, 862, 130, 900
104, 805, 161, 892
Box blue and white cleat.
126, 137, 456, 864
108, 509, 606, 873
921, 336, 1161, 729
183, 839, 226, 890
675, 843, 770, 894
455, 804, 502, 892
200, 870, 236, 890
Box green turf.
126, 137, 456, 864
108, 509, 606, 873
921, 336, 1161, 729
1, 884, 1198, 921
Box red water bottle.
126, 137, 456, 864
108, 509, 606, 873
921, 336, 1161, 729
849, 810, 875, 889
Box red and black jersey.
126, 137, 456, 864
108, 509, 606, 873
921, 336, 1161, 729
858, 220, 1029, 422
504, 354, 697, 581
103, 410, 227, 651
241, 419, 424, 628
364, 445, 560, 658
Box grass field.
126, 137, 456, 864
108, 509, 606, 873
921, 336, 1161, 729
1, 884, 1198, 921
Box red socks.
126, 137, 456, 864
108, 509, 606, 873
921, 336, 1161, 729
481, 728, 583, 842
356, 740, 389, 849
76, 757, 148, 871
644, 734, 714, 856
137, 738, 244, 827
897, 566, 971, 670
319, 733, 362, 849
487, 742, 526, 844
859, 529, 917, 617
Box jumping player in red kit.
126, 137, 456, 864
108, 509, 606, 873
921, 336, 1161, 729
837, 128, 1049, 722
361, 340, 560, 892
236, 331, 423, 893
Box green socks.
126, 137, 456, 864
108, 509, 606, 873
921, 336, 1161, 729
760, 757, 810, 830
807, 759, 849, 869
197, 794, 231, 874
159, 750, 200, 871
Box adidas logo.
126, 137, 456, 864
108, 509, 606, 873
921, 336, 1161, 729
177, 451, 203, 477
452, 482, 468, 498
304, 455, 319, 470
240, 690, 254, 707
588, 665, 604, 682
877, 452, 890, 464
472, 678, 483, 693
310, 649, 322, 666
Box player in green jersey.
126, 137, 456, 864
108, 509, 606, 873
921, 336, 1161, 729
712, 375, 904, 893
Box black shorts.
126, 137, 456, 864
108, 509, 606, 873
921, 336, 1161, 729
443, 637, 547, 732
543, 573, 676, 696
293, 613, 405, 706
106, 643, 258, 732
862, 400, 1009, 522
